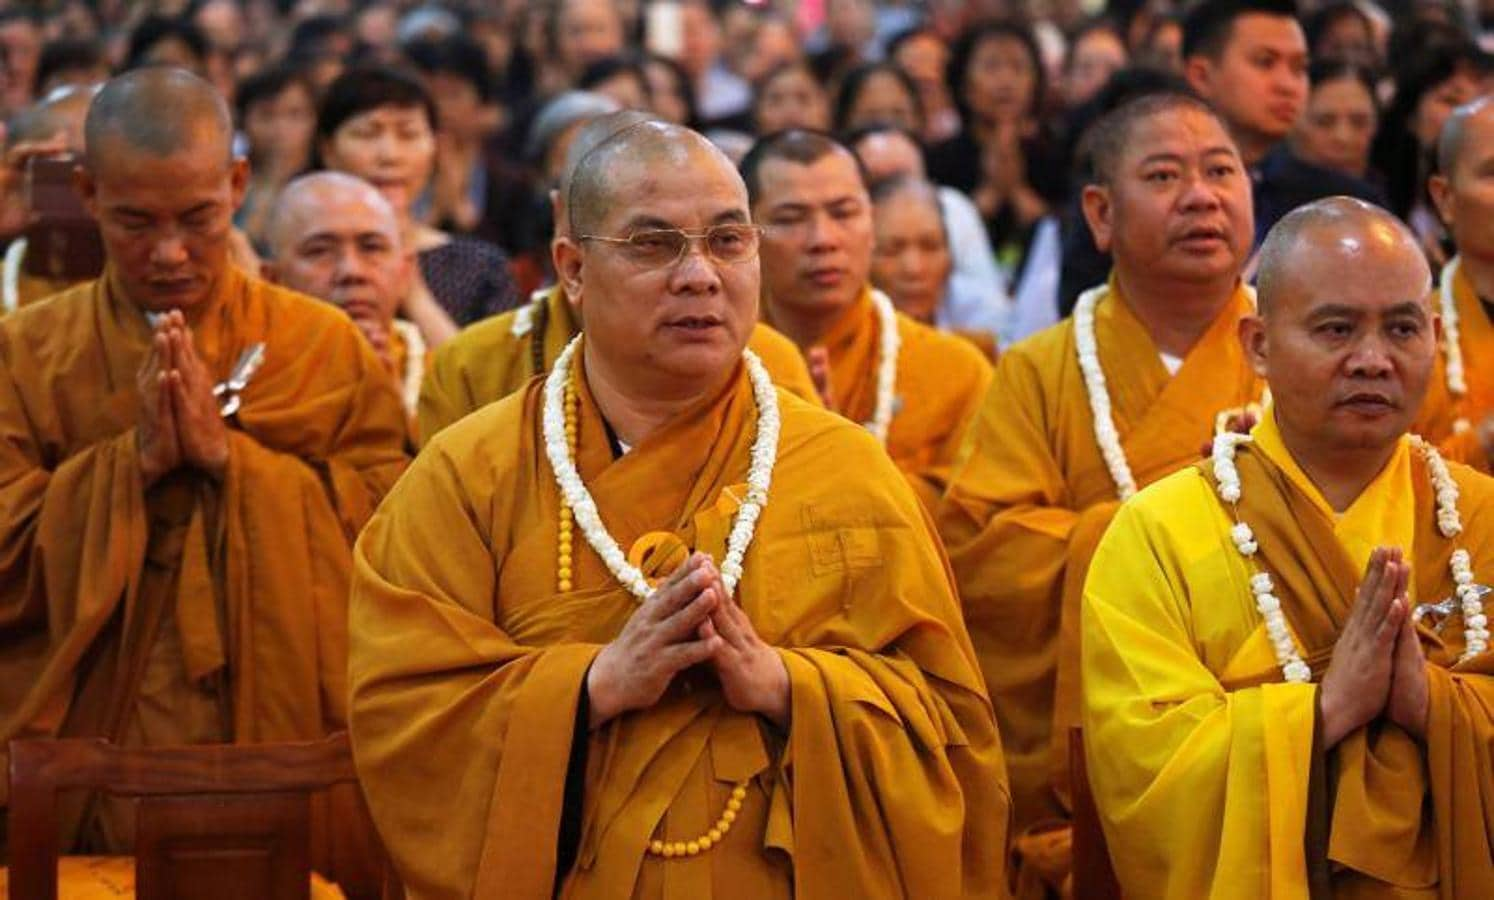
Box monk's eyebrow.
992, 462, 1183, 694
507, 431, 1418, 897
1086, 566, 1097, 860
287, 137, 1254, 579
1304, 303, 1363, 323
1384, 301, 1429, 322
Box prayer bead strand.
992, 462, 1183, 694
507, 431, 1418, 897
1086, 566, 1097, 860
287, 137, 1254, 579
558, 379, 578, 593
646, 783, 749, 859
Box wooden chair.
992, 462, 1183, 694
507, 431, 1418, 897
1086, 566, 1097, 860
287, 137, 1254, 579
7, 732, 401, 900
1069, 726, 1122, 900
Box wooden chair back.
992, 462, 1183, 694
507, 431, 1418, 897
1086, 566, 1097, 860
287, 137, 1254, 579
7, 732, 399, 900
1069, 726, 1123, 899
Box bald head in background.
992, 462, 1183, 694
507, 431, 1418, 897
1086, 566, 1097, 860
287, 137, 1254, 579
1245, 196, 1435, 453
550, 108, 658, 239
77, 67, 247, 313
7, 85, 94, 153
264, 171, 410, 371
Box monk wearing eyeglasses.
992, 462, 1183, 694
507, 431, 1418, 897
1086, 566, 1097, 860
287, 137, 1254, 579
349, 120, 1010, 898
417, 111, 817, 443
744, 129, 993, 510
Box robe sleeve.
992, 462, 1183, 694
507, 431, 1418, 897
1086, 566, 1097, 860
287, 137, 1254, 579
348, 443, 599, 900
414, 340, 473, 447
1425, 658, 1494, 897
937, 345, 1078, 824
1080, 489, 1318, 899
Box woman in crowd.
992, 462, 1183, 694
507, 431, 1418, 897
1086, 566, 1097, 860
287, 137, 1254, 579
316, 65, 518, 344
233, 64, 316, 255
752, 59, 830, 134
833, 61, 924, 136
1291, 60, 1379, 183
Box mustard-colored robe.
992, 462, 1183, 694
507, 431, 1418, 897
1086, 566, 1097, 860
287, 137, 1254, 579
0, 266, 409, 875
1415, 258, 1493, 473
789, 287, 991, 509
1082, 413, 1494, 898
350, 343, 1011, 899
937, 278, 1262, 856
418, 286, 821, 443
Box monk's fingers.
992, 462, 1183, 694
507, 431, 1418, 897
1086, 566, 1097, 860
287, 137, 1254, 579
659, 635, 721, 675
1375, 596, 1407, 650
645, 562, 710, 621
1352, 549, 1391, 625
711, 599, 756, 652
655, 584, 718, 644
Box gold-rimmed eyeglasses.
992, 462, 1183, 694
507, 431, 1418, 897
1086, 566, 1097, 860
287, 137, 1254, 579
577, 224, 763, 270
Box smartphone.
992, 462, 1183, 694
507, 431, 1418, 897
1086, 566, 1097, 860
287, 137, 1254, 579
23, 154, 104, 281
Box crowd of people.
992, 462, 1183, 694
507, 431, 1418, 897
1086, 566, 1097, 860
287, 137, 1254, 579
0, 0, 1492, 898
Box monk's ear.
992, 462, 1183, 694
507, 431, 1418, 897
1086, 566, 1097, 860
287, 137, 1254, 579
1238, 313, 1269, 378
73, 162, 97, 220
1428, 173, 1454, 230
1081, 183, 1113, 253
554, 236, 585, 308
228, 157, 250, 212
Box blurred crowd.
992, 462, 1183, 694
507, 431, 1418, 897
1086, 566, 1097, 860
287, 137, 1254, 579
0, 0, 1489, 352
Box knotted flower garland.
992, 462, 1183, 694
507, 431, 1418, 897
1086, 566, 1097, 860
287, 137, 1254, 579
1438, 257, 1472, 434
866, 288, 901, 445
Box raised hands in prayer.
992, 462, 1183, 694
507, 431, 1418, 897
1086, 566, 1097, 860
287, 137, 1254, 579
587, 552, 790, 730
806, 345, 837, 413
1319, 547, 1428, 747
135, 310, 229, 486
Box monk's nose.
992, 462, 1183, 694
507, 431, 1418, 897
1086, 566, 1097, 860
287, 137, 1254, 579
150, 235, 189, 267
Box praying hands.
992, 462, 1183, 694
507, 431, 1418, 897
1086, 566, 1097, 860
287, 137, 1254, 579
135, 310, 229, 486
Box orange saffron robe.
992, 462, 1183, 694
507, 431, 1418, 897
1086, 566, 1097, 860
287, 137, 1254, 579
0, 266, 409, 874
418, 286, 821, 443
793, 287, 992, 509
1415, 258, 1494, 473
351, 344, 1011, 899
936, 278, 1262, 882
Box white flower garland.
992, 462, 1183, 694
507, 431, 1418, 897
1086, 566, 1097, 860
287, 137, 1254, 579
1074, 285, 1138, 500
1212, 433, 1487, 682
866, 288, 901, 445
1438, 257, 1472, 434
541, 336, 780, 601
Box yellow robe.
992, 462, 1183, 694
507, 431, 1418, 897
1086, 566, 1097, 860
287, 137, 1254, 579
936, 278, 1262, 885
797, 287, 992, 509
1082, 412, 1494, 898
0, 266, 409, 881
350, 343, 1011, 899
418, 286, 821, 443
1415, 258, 1494, 473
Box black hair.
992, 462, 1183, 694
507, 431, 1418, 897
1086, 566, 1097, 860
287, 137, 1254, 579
1064, 17, 1126, 72
288, 15, 348, 60
945, 20, 1045, 124
403, 34, 495, 103
739, 128, 869, 205
832, 61, 924, 134
578, 54, 650, 102
34, 38, 106, 97
1081, 89, 1217, 185
315, 64, 437, 144
641, 52, 697, 127
1307, 59, 1377, 103
234, 63, 313, 123
1181, 0, 1299, 61
125, 15, 209, 71
1303, 2, 1374, 61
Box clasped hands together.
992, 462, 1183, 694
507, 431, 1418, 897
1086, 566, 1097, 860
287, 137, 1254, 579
136, 310, 230, 487
587, 552, 790, 731
1320, 547, 1430, 748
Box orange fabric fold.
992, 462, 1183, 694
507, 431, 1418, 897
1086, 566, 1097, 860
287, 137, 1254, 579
1415, 260, 1494, 473
351, 341, 1010, 899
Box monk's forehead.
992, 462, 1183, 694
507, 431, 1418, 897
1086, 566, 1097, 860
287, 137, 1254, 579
1118, 107, 1233, 164
598, 141, 747, 224
1273, 219, 1430, 310
288, 187, 399, 238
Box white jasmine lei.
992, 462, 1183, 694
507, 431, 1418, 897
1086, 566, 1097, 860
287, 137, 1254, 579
1074, 285, 1139, 500
541, 336, 781, 601
1211, 433, 1487, 683
1438, 257, 1472, 433
866, 288, 901, 445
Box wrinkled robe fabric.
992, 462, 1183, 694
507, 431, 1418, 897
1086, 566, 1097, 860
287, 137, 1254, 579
1082, 412, 1494, 898
417, 286, 821, 443
0, 266, 409, 883
936, 277, 1262, 868
351, 342, 1012, 899
1415, 258, 1494, 473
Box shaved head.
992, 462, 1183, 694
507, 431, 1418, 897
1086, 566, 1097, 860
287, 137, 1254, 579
567, 120, 741, 238
84, 67, 233, 171
554, 108, 658, 235
1256, 196, 1429, 316
1436, 96, 1494, 177
267, 171, 400, 258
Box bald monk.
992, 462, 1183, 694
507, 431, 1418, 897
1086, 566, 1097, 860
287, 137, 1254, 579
350, 121, 1010, 898
936, 92, 1265, 895
419, 111, 818, 443
744, 129, 992, 510
0, 69, 408, 875
1, 85, 95, 312
263, 171, 424, 430
1420, 97, 1494, 473
1083, 196, 1494, 897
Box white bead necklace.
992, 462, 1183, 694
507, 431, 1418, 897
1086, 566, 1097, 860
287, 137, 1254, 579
541, 336, 781, 601
1211, 433, 1487, 683
1073, 285, 1139, 500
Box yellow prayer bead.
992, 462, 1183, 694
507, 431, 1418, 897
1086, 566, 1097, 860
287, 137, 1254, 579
707, 828, 722, 843
721, 809, 736, 825
730, 786, 747, 799
558, 565, 572, 579
559, 581, 572, 592
726, 797, 742, 813
650, 841, 665, 855
661, 844, 676, 858
686, 841, 701, 856
697, 836, 713, 851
